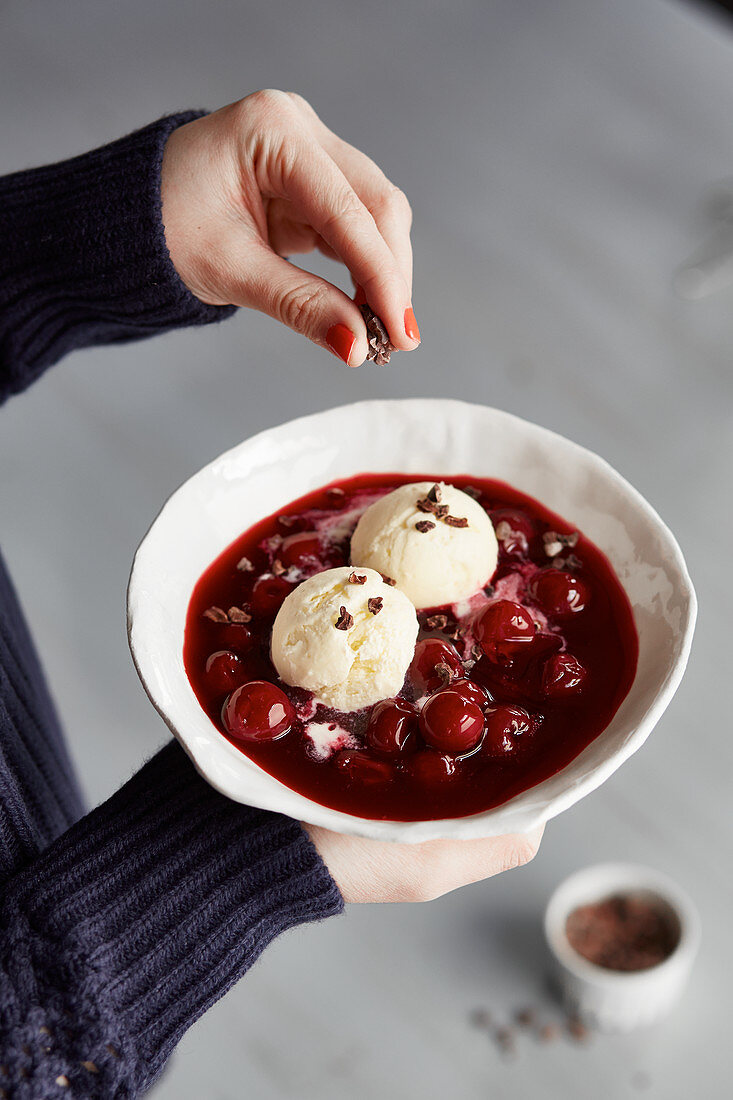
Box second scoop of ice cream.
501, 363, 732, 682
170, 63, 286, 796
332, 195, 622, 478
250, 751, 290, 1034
350, 482, 498, 610
271, 566, 418, 712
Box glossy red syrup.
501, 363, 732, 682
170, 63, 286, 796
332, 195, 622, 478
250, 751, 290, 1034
183, 474, 638, 821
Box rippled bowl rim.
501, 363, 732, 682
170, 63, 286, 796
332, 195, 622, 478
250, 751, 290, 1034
127, 399, 696, 842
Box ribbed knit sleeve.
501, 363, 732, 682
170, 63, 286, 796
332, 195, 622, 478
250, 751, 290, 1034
0, 741, 343, 1099
0, 112, 236, 405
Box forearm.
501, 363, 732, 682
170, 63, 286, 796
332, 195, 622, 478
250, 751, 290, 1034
0, 741, 342, 1098
0, 112, 235, 405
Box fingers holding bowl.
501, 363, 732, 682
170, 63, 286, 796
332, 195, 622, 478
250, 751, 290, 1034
305, 823, 545, 904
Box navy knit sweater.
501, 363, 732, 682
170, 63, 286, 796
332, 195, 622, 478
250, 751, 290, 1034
0, 113, 343, 1099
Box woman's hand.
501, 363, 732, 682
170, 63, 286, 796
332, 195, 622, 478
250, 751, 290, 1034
305, 824, 544, 903
161, 90, 420, 367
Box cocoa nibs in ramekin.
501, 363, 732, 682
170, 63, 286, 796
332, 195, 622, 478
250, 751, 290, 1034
360, 304, 395, 364
334, 606, 354, 631
565, 893, 679, 972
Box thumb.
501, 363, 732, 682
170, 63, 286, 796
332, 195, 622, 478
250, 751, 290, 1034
228, 245, 370, 367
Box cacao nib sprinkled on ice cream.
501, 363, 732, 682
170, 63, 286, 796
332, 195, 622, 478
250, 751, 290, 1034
367, 596, 383, 615
334, 606, 354, 631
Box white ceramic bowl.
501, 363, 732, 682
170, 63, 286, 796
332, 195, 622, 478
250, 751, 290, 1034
127, 399, 696, 842
544, 863, 701, 1031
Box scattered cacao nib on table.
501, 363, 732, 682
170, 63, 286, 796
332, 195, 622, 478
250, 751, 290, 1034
360, 304, 395, 364
469, 1002, 594, 1058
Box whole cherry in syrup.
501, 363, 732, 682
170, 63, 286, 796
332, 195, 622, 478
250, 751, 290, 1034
366, 699, 419, 756
409, 637, 464, 695
222, 681, 294, 743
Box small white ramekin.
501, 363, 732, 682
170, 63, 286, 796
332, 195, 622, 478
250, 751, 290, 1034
544, 863, 701, 1032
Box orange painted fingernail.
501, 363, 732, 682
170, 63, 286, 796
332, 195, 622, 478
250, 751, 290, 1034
404, 307, 421, 343
326, 323, 357, 365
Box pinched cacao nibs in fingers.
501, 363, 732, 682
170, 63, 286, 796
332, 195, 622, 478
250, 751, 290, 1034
360, 304, 395, 364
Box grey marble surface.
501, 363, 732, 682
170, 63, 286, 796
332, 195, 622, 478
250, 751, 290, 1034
1, 1, 731, 1097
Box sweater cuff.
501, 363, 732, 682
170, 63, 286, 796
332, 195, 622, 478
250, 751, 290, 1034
4, 741, 342, 1093
0, 112, 236, 401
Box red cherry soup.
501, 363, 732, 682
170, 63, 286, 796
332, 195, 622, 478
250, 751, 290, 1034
184, 473, 638, 821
